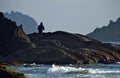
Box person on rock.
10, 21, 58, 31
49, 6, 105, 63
38, 22, 45, 34
0, 12, 4, 19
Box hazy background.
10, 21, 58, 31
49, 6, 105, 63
0, 0, 120, 35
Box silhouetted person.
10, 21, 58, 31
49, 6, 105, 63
0, 12, 4, 19
38, 22, 45, 34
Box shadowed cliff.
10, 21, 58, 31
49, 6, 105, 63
0, 12, 35, 57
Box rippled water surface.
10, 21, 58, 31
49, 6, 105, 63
9, 63, 120, 78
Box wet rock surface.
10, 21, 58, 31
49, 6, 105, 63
0, 64, 28, 78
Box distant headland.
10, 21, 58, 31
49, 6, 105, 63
4, 11, 38, 34
87, 17, 120, 42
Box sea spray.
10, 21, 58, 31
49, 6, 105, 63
47, 64, 88, 74
47, 64, 120, 74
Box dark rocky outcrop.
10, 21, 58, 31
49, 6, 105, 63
4, 31, 120, 64
0, 11, 120, 64
87, 17, 120, 42
0, 12, 35, 56
0, 64, 28, 78
4, 11, 38, 34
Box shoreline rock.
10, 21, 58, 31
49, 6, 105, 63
0, 64, 28, 78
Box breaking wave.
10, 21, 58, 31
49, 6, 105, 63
47, 64, 120, 74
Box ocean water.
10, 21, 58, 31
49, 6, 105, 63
111, 42, 120, 45
105, 42, 120, 45
8, 63, 120, 78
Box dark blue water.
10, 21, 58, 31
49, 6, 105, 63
9, 63, 120, 78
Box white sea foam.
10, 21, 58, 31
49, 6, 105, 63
22, 63, 37, 67
88, 69, 120, 74
116, 62, 120, 64
47, 64, 120, 74
47, 64, 86, 74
